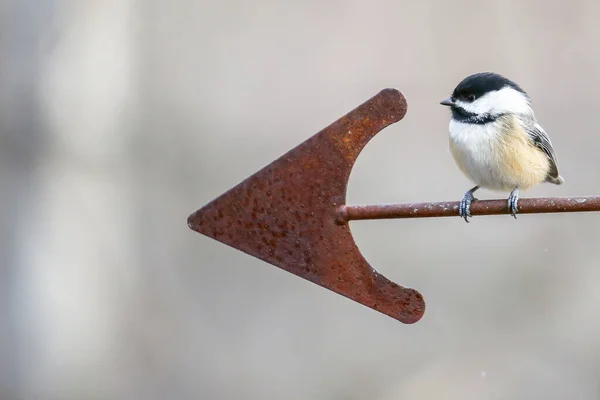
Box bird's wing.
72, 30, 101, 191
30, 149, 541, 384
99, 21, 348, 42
524, 120, 560, 179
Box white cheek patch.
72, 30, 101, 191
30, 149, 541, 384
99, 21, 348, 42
455, 87, 532, 116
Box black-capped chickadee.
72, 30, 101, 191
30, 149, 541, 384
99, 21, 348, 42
440, 72, 564, 223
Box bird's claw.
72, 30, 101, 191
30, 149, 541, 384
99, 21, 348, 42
508, 188, 519, 219
459, 191, 477, 223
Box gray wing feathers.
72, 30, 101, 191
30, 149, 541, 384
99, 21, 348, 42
523, 120, 563, 183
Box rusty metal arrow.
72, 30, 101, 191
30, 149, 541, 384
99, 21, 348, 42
188, 89, 425, 323
188, 88, 600, 324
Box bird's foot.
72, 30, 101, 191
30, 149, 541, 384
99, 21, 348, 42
508, 188, 519, 219
459, 187, 479, 223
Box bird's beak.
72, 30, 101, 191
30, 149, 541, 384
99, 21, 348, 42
440, 98, 454, 106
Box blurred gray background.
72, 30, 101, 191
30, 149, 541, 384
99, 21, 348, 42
2, 0, 600, 399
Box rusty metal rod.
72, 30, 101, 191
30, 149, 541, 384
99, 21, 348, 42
338, 196, 600, 222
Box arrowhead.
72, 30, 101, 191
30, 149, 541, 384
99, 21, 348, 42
188, 89, 425, 324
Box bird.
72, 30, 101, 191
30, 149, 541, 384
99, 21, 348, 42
440, 72, 564, 223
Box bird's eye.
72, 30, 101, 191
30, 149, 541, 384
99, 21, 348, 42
466, 94, 476, 102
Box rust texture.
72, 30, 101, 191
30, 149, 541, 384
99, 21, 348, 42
339, 196, 600, 221
188, 89, 425, 324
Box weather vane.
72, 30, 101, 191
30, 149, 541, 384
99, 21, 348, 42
188, 88, 600, 324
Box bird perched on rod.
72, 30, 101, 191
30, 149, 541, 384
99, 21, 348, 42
440, 72, 564, 222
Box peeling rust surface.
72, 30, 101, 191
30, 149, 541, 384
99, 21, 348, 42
188, 89, 425, 324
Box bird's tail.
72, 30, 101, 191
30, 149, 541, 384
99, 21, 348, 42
546, 175, 564, 185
